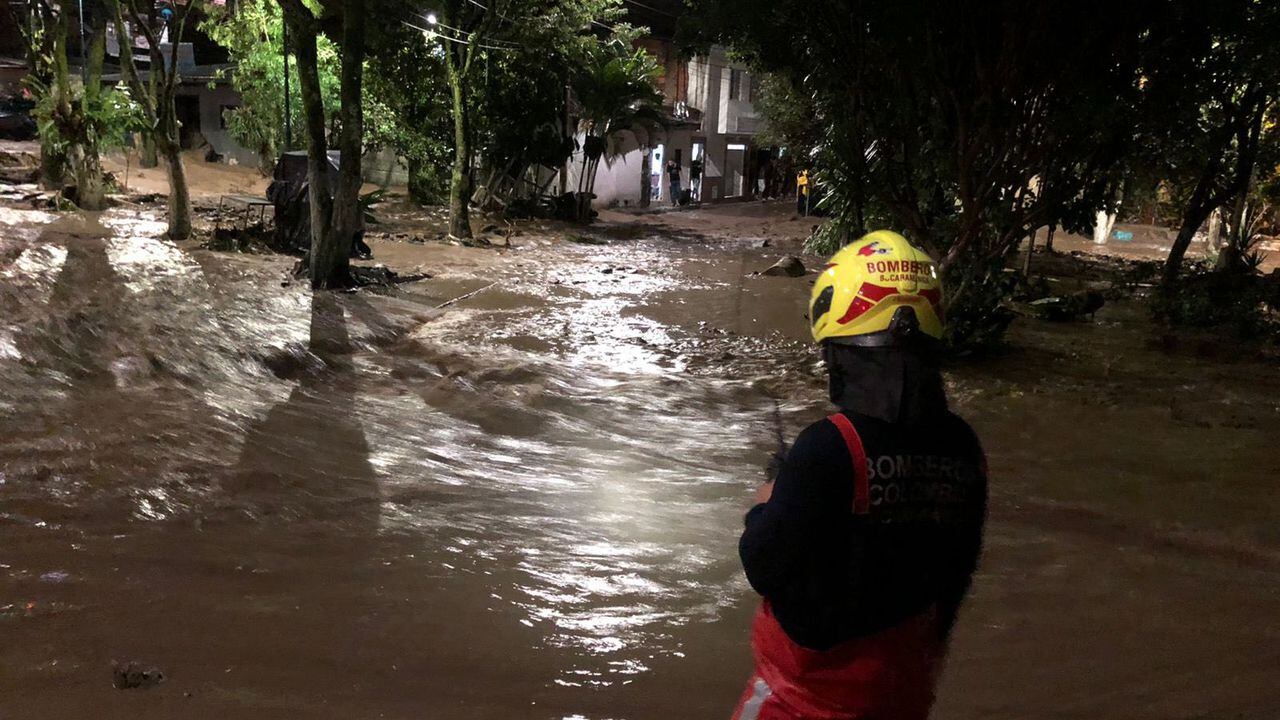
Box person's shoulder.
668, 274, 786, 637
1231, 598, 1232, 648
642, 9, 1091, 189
787, 415, 850, 463
940, 411, 987, 473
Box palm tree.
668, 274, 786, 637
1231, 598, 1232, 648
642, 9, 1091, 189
572, 39, 664, 221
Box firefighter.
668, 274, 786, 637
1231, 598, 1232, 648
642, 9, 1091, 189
732, 230, 988, 720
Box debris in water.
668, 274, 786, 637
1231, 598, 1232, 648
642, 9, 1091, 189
112, 661, 165, 690
761, 256, 807, 277
1026, 290, 1107, 321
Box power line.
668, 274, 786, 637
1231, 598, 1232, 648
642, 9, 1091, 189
415, 11, 519, 47
400, 19, 513, 52
619, 0, 679, 18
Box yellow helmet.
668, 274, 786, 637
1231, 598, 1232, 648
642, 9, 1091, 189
809, 230, 944, 345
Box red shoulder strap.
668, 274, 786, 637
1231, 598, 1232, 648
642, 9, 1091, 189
827, 413, 870, 515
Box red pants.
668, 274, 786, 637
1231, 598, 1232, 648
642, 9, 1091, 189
731, 603, 942, 720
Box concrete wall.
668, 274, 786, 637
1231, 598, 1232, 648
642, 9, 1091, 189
561, 126, 696, 209
176, 84, 259, 167
0, 65, 27, 96
691, 53, 726, 201
177, 83, 407, 184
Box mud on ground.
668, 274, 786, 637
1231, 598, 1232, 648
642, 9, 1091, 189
1, 184, 1277, 719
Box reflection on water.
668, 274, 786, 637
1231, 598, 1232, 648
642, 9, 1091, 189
1, 205, 1278, 718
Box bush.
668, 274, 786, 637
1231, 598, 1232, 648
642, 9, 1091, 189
1154, 264, 1279, 340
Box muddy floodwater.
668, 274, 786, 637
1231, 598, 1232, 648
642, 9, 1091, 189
1, 202, 1278, 719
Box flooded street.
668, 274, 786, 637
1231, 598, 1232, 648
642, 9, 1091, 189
1, 202, 1278, 719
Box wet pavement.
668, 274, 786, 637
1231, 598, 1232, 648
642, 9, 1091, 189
1, 203, 1278, 718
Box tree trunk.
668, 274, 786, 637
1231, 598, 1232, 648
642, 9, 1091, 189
445, 48, 472, 240
318, 0, 365, 288
139, 3, 160, 168
160, 134, 191, 238
1205, 207, 1222, 252
108, 0, 188, 233
1163, 97, 1264, 289
49, 11, 72, 162
27, 4, 64, 189
1216, 172, 1253, 274
155, 87, 192, 237
73, 7, 108, 210
1162, 222, 1202, 289
139, 81, 159, 168
1021, 229, 1035, 276
1162, 171, 1219, 289
1044, 223, 1056, 252
285, 7, 335, 286
50, 9, 104, 209
559, 81, 570, 196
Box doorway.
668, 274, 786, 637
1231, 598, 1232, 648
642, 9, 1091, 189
724, 142, 746, 198
176, 95, 202, 149
651, 144, 666, 202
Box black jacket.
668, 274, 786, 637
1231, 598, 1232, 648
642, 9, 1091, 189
740, 410, 987, 651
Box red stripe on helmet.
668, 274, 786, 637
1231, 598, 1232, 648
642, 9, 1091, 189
919, 287, 944, 320
835, 283, 901, 324
836, 296, 874, 324
858, 283, 900, 302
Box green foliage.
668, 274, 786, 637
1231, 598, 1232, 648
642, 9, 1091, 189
686, 0, 1159, 350
471, 2, 634, 175
203, 0, 344, 172
753, 73, 820, 160
570, 35, 664, 213
1137, 0, 1280, 274
574, 38, 663, 145
37, 80, 144, 155
21, 2, 142, 194
1153, 265, 1278, 340
562, 35, 663, 221
364, 22, 453, 202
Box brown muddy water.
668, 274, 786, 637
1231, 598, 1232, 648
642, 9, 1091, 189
1, 203, 1278, 719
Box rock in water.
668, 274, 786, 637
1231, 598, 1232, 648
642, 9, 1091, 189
1028, 289, 1106, 321
762, 256, 806, 277
112, 661, 165, 690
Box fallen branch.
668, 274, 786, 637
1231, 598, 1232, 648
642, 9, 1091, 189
434, 282, 498, 309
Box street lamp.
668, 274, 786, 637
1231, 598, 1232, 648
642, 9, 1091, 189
425, 12, 438, 25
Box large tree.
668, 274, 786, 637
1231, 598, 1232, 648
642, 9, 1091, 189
684, 0, 1157, 346
110, 0, 197, 238
22, 0, 137, 207
1140, 0, 1280, 288
434, 0, 505, 240
426, 0, 636, 237
277, 0, 366, 288
570, 37, 664, 222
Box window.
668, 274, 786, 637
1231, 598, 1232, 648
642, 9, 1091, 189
729, 69, 741, 100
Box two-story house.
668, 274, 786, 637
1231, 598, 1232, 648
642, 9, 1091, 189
566, 0, 772, 210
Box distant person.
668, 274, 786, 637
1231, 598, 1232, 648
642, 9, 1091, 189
795, 169, 810, 215
690, 158, 704, 202
731, 231, 988, 720
667, 160, 682, 207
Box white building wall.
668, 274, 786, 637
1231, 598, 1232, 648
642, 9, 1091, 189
692, 52, 727, 200
563, 127, 695, 209
177, 84, 259, 167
